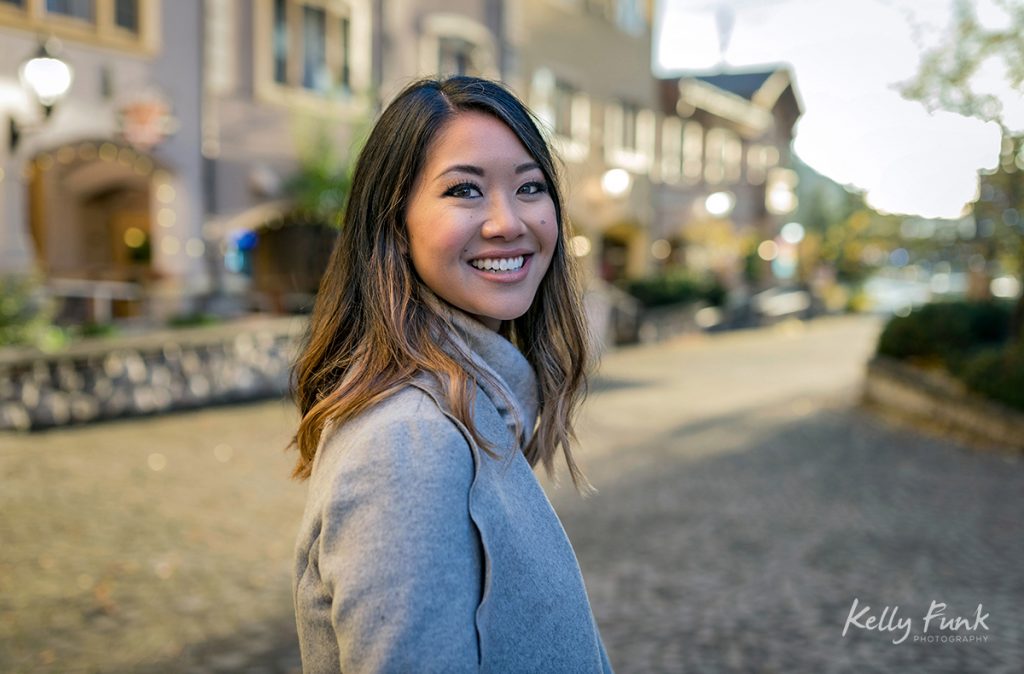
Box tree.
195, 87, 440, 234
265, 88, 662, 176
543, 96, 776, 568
283, 128, 353, 228
899, 0, 1024, 337
250, 118, 365, 313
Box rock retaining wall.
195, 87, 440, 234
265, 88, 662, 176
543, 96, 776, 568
0, 317, 306, 431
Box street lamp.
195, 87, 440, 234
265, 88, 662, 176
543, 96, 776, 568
8, 38, 74, 151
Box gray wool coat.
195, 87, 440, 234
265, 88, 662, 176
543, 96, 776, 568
292, 305, 614, 673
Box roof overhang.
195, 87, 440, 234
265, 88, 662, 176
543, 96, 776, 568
677, 78, 773, 132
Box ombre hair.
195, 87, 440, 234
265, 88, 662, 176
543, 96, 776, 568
289, 76, 593, 493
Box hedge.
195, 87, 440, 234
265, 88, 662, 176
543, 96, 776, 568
622, 272, 726, 308
876, 299, 1023, 411
959, 341, 1024, 411
876, 300, 1013, 369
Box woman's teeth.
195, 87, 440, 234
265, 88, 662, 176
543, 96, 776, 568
470, 255, 525, 272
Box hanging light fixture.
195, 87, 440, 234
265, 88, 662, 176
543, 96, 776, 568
8, 37, 74, 151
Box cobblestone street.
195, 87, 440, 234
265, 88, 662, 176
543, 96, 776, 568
2, 314, 1022, 673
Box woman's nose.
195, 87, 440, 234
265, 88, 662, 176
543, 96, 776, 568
481, 194, 527, 240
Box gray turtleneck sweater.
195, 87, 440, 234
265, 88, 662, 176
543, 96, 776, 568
292, 307, 613, 673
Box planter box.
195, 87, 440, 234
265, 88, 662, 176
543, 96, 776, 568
862, 355, 1024, 453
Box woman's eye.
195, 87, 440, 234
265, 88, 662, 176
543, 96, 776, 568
518, 181, 547, 196
444, 182, 482, 199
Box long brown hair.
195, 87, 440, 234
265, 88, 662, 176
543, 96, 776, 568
289, 76, 594, 493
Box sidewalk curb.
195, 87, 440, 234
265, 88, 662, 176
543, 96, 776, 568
861, 355, 1024, 454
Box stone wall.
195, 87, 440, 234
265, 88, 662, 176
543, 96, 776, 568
0, 317, 306, 431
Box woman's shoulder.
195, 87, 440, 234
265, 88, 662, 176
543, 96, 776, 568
309, 383, 474, 494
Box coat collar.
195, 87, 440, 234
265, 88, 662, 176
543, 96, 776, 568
422, 291, 539, 447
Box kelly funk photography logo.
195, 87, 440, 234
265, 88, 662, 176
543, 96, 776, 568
842, 598, 990, 645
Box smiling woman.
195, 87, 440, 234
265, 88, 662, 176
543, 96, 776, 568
288, 77, 613, 673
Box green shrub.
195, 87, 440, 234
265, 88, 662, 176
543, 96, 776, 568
623, 271, 726, 308
958, 342, 1024, 412
876, 300, 1013, 369
703, 279, 728, 307
0, 274, 65, 350
75, 322, 119, 339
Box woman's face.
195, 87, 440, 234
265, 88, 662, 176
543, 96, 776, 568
405, 111, 558, 331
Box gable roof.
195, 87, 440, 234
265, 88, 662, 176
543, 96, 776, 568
662, 64, 803, 115
693, 71, 774, 101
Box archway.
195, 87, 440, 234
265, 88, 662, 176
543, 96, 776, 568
26, 141, 165, 321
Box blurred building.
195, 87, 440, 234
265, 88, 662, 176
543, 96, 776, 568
654, 66, 803, 290
0, 0, 205, 322
0, 0, 800, 326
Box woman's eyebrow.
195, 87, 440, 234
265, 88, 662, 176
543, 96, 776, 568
435, 162, 541, 180
437, 164, 484, 179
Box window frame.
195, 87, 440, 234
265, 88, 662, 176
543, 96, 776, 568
529, 69, 589, 162
554, 81, 590, 162
724, 132, 742, 183
605, 100, 654, 173
437, 34, 477, 77
746, 144, 780, 186
682, 121, 703, 184
254, 0, 370, 116
660, 116, 682, 184
704, 127, 728, 185
0, 0, 158, 54
418, 13, 498, 80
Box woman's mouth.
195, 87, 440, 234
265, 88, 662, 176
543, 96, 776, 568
467, 254, 533, 282
469, 255, 527, 272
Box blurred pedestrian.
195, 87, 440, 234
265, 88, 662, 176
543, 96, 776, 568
288, 76, 613, 673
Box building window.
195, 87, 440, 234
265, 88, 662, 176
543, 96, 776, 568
746, 144, 779, 185
338, 15, 350, 88
257, 0, 370, 109
605, 102, 653, 173
705, 128, 728, 184
747, 145, 766, 185
114, 0, 137, 31
530, 69, 588, 161
438, 36, 476, 76
46, 0, 94, 21
301, 6, 328, 91
615, 0, 646, 35
682, 121, 703, 183
273, 0, 288, 84
552, 79, 576, 138
419, 14, 497, 80
0, 0, 152, 50
621, 102, 638, 152
637, 109, 655, 170
557, 88, 590, 161
660, 117, 682, 183
724, 133, 742, 183
269, 0, 354, 98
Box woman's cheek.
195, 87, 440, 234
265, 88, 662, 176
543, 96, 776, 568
538, 202, 559, 249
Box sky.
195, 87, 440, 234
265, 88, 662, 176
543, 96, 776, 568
655, 0, 1019, 220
